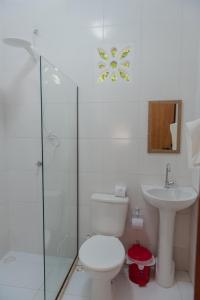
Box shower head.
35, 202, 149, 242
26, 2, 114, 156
3, 38, 38, 62
3, 38, 31, 48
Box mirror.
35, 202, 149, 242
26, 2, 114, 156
148, 100, 182, 153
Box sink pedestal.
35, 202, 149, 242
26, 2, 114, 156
141, 184, 197, 288
156, 209, 176, 288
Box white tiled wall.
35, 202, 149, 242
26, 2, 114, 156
0, 0, 200, 272
0, 13, 10, 258
0, 0, 44, 255
2, 59, 43, 254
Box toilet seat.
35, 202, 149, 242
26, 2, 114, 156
79, 235, 125, 272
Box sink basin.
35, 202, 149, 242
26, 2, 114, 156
141, 184, 197, 288
141, 185, 197, 211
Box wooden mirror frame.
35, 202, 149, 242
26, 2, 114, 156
148, 100, 182, 153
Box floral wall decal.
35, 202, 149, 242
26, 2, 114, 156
97, 47, 132, 83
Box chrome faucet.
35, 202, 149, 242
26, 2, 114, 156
164, 163, 175, 188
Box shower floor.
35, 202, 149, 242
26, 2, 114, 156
0, 251, 73, 300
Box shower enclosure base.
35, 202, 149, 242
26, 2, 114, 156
0, 251, 73, 300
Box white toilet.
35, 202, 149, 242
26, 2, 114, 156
79, 193, 129, 300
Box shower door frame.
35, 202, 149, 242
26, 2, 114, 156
39, 56, 79, 300
55, 86, 79, 300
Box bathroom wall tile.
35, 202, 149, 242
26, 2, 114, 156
79, 206, 92, 242
175, 271, 191, 282
79, 173, 103, 206
44, 170, 71, 192
6, 170, 42, 203
0, 139, 6, 172
42, 76, 77, 104
0, 201, 10, 258
179, 26, 198, 105
103, 23, 140, 45
43, 138, 77, 172
79, 103, 103, 138
137, 173, 165, 187
103, 0, 142, 26
79, 139, 103, 173
142, 0, 181, 23
142, 203, 159, 251
89, 80, 140, 103
9, 202, 43, 254
43, 103, 77, 138
0, 102, 5, 138
2, 61, 40, 106
174, 213, 191, 249
6, 138, 41, 171
138, 138, 190, 179
182, 0, 200, 25
54, 0, 104, 28
174, 139, 193, 178
138, 101, 148, 139
102, 102, 139, 139
138, 139, 166, 175
102, 139, 139, 173
5, 103, 41, 138
174, 246, 189, 271
180, 49, 199, 125
141, 17, 181, 100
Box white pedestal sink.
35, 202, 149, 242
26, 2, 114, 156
141, 185, 197, 288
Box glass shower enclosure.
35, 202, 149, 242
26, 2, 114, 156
0, 55, 78, 300
40, 57, 78, 300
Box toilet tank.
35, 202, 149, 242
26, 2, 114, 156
91, 193, 129, 237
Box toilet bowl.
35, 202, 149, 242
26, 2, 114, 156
79, 193, 129, 300
79, 235, 125, 300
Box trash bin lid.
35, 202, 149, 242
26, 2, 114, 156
128, 244, 152, 262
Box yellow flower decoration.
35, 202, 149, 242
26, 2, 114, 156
97, 47, 132, 83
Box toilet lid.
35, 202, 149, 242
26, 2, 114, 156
79, 235, 125, 271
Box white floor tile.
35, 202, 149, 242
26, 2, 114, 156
177, 282, 194, 300
62, 268, 194, 300
7, 252, 43, 264
33, 290, 55, 300
0, 251, 73, 300
0, 285, 36, 300
45, 262, 71, 293
62, 295, 89, 300
112, 269, 134, 300
64, 270, 91, 297
0, 258, 44, 289
133, 281, 181, 300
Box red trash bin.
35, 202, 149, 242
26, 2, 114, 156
127, 244, 155, 287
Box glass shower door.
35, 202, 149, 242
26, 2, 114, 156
40, 57, 78, 300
